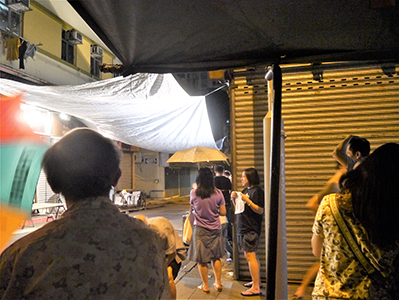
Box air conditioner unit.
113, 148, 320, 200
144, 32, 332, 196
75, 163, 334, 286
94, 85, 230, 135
91, 45, 103, 57
66, 30, 83, 45
6, 0, 30, 12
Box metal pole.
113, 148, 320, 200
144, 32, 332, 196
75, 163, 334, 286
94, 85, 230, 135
266, 64, 282, 300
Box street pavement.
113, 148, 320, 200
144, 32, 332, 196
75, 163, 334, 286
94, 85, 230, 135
4, 198, 313, 299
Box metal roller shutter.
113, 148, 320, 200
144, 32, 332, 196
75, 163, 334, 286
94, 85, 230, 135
117, 151, 133, 191
36, 169, 55, 204
231, 62, 399, 282
231, 72, 268, 281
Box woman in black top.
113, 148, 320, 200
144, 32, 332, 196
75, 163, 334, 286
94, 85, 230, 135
231, 168, 264, 296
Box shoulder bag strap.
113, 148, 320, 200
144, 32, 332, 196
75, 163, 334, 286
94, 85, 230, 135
330, 194, 378, 276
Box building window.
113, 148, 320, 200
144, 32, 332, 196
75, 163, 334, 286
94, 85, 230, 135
61, 29, 74, 64
0, 0, 22, 34
91, 56, 102, 77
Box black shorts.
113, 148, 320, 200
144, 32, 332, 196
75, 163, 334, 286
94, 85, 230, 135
238, 231, 260, 253
169, 259, 182, 280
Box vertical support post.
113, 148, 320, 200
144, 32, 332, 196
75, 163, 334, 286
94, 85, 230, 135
265, 64, 282, 300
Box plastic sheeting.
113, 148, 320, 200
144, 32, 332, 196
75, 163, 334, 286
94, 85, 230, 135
0, 74, 217, 153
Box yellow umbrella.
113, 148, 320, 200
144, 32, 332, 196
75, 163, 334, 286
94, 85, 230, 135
167, 146, 228, 169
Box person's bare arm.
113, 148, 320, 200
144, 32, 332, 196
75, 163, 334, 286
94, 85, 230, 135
306, 182, 336, 214
167, 266, 176, 300
231, 191, 238, 207
219, 204, 226, 216
240, 193, 264, 215
332, 135, 352, 168
306, 167, 346, 213
306, 168, 345, 214
311, 233, 323, 258
306, 194, 322, 214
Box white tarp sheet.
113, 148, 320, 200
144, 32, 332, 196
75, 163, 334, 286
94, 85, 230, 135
0, 74, 217, 153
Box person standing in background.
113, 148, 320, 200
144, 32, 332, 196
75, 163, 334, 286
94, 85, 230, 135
290, 163, 346, 300
332, 134, 370, 171
214, 165, 233, 262
231, 167, 264, 297
188, 167, 226, 293
223, 169, 232, 181
294, 135, 369, 300
135, 215, 187, 300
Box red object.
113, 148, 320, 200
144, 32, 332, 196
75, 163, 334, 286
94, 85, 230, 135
0, 94, 41, 143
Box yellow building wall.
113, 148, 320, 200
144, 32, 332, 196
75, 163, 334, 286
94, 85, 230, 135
22, 2, 115, 80
23, 4, 63, 57
76, 38, 90, 73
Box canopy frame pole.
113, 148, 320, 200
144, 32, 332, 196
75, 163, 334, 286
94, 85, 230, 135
265, 64, 282, 300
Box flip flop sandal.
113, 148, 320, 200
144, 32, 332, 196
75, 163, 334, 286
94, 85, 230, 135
213, 283, 223, 292
243, 282, 264, 288
197, 285, 210, 293
241, 290, 262, 297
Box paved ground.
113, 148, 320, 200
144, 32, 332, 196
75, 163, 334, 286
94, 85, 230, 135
4, 198, 314, 299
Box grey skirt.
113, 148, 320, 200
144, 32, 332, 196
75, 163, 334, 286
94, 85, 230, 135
188, 225, 224, 264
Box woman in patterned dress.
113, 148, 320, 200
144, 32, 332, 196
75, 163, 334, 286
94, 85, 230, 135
312, 143, 399, 299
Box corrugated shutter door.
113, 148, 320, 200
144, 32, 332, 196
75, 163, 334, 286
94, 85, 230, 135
231, 62, 399, 282
231, 74, 268, 280
117, 151, 133, 191
283, 63, 399, 282
36, 169, 55, 204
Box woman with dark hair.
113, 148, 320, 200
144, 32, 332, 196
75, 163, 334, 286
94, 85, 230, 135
188, 167, 226, 293
231, 167, 264, 297
312, 143, 399, 299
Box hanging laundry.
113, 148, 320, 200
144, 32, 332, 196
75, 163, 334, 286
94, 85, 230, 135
19, 40, 27, 69
24, 43, 38, 60
4, 36, 21, 61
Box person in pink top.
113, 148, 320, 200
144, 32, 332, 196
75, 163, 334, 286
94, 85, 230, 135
188, 167, 226, 293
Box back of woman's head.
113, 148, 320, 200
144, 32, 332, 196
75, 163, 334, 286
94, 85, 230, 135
244, 168, 260, 186
341, 143, 399, 247
195, 167, 215, 199
42, 128, 121, 202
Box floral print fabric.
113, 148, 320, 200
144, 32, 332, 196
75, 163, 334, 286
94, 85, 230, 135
312, 193, 398, 300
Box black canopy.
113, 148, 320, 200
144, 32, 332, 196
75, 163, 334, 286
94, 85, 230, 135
68, 0, 399, 74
